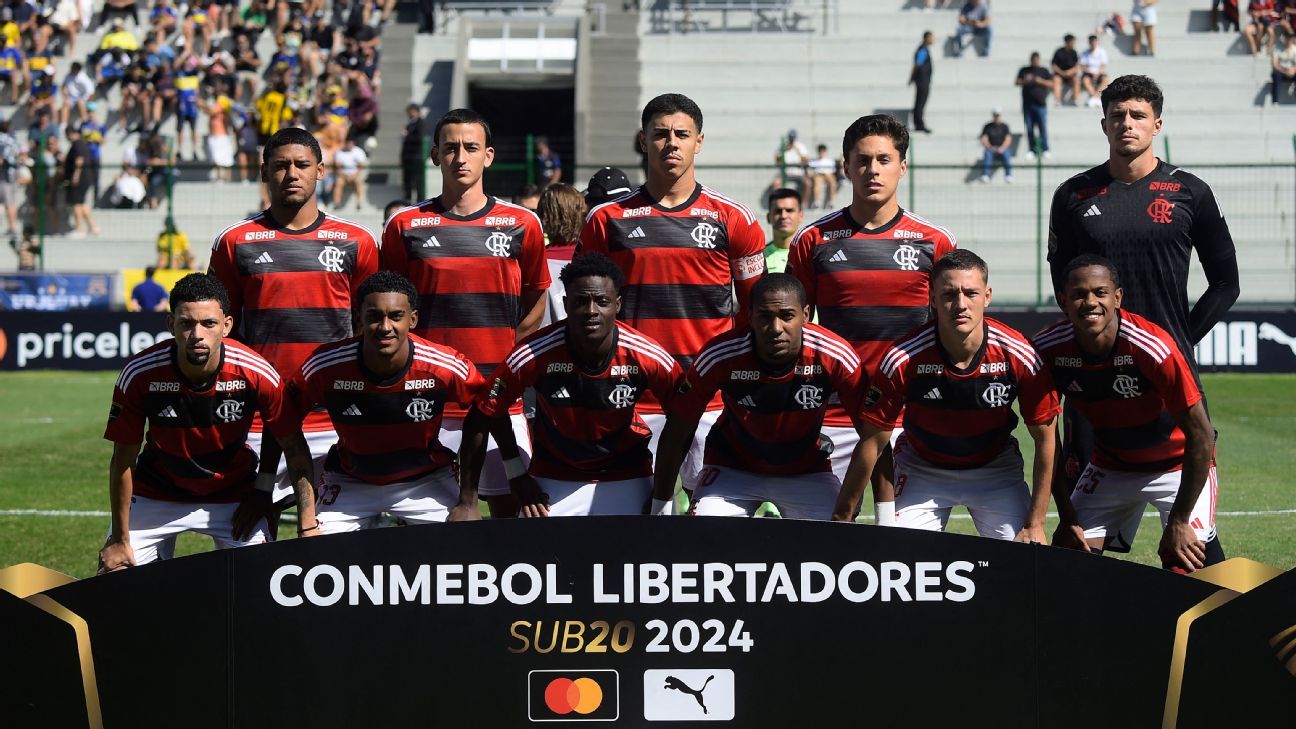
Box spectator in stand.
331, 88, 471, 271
108, 162, 147, 207
400, 103, 426, 201
1052, 35, 1081, 105
129, 267, 169, 311
0, 35, 26, 105
27, 67, 59, 123
182, 2, 213, 55
1015, 52, 1053, 160
911, 30, 934, 133
1273, 32, 1296, 104
1245, 0, 1279, 55
233, 33, 260, 103
763, 187, 803, 274
47, 0, 83, 56
1279, 0, 1296, 36
979, 108, 1013, 184
774, 129, 808, 195
173, 55, 202, 161
156, 217, 191, 269
535, 181, 586, 326
1080, 34, 1109, 107
805, 144, 838, 210
954, 0, 992, 57
514, 182, 541, 210
254, 81, 293, 147
1213, 0, 1242, 31
1130, 0, 1158, 56
346, 81, 379, 147
302, 10, 338, 80
60, 62, 94, 130
535, 135, 561, 186
203, 81, 236, 181
82, 103, 105, 205
235, 112, 259, 184
101, 0, 142, 28
140, 132, 171, 209
0, 8, 18, 49
0, 119, 22, 237
332, 136, 367, 209
11, 0, 36, 39
13, 224, 39, 270
63, 125, 99, 237
99, 17, 140, 55
149, 0, 179, 41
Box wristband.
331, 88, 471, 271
875, 501, 896, 526
298, 524, 320, 534
650, 498, 674, 516
255, 473, 276, 493
502, 457, 526, 480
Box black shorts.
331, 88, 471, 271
66, 183, 92, 206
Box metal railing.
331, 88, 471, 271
642, 0, 836, 35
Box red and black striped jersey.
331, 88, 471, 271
380, 196, 550, 420
1033, 310, 1202, 472
788, 207, 956, 426
579, 184, 767, 413
861, 318, 1060, 469
207, 210, 379, 433
292, 333, 484, 485
476, 321, 681, 482
674, 323, 863, 475
103, 339, 292, 502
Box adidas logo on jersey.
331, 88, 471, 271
922, 387, 942, 400
157, 405, 178, 418
552, 387, 571, 399
829, 250, 848, 263
422, 236, 441, 248
253, 251, 274, 264
1067, 381, 1084, 393
1082, 204, 1102, 218
737, 395, 757, 408
342, 404, 363, 416
627, 226, 646, 239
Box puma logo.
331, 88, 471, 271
663, 675, 714, 714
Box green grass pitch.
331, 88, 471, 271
1, 371, 1292, 580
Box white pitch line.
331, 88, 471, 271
0, 509, 1293, 518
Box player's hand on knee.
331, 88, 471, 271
510, 475, 549, 518
97, 539, 135, 574
231, 489, 276, 542
1050, 522, 1091, 552
1159, 520, 1206, 572
1013, 524, 1047, 544
448, 501, 483, 522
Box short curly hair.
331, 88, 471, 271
561, 252, 625, 291
355, 271, 420, 312
1101, 75, 1163, 117
170, 273, 231, 314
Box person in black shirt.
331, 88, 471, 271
1015, 52, 1052, 158
1050, 34, 1080, 105
910, 31, 934, 133
1047, 75, 1238, 568
62, 125, 99, 236
978, 108, 1013, 183
400, 103, 427, 201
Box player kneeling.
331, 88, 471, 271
653, 273, 863, 520
833, 250, 1060, 541
290, 272, 487, 531
1034, 255, 1222, 572
464, 253, 681, 517
99, 274, 317, 572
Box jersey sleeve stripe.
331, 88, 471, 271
901, 211, 959, 246
1117, 327, 1171, 363
697, 343, 754, 377
700, 185, 757, 225
1119, 320, 1172, 360
693, 335, 753, 374
619, 341, 678, 372
118, 355, 173, 390
803, 330, 861, 367
224, 351, 283, 385
301, 347, 360, 379
988, 329, 1043, 373
805, 340, 858, 374
411, 354, 467, 379
411, 345, 472, 379
881, 330, 935, 376
618, 329, 674, 362
505, 330, 567, 370
116, 350, 171, 389
1031, 326, 1076, 352
210, 212, 266, 252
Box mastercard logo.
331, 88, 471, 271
544, 677, 602, 715
528, 669, 618, 722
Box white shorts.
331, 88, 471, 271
822, 424, 903, 483
245, 429, 337, 504
690, 465, 841, 521
1130, 4, 1157, 25
207, 134, 235, 167
1072, 462, 1219, 551
439, 412, 532, 498
532, 476, 653, 517
115, 494, 268, 565
643, 409, 721, 493
892, 436, 1030, 540
314, 466, 459, 534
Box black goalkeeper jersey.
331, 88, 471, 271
1047, 159, 1239, 371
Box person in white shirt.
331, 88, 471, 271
1079, 34, 1110, 107
805, 144, 838, 210
332, 136, 368, 209
59, 61, 94, 129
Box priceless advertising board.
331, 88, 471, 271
1, 519, 1292, 728
0, 311, 170, 370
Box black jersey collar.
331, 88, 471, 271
172, 341, 224, 392
357, 337, 416, 387
843, 207, 905, 236
567, 326, 620, 376
432, 195, 496, 222
939, 321, 989, 376
646, 183, 702, 213
263, 209, 326, 236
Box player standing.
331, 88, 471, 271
382, 109, 550, 518
208, 127, 379, 517
99, 274, 317, 572
581, 93, 766, 499
788, 114, 956, 498
1047, 74, 1238, 549
832, 251, 1059, 541
653, 274, 862, 520
1035, 256, 1220, 571
291, 272, 488, 531
465, 254, 681, 517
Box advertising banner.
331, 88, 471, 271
0, 273, 114, 311
0, 311, 171, 370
